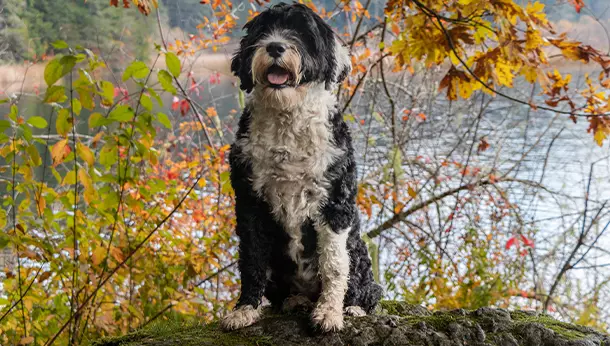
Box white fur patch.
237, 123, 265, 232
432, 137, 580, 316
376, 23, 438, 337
238, 83, 342, 270
333, 38, 352, 81
312, 224, 350, 331
344, 306, 366, 317
220, 305, 261, 330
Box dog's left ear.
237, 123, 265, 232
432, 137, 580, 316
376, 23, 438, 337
331, 38, 352, 87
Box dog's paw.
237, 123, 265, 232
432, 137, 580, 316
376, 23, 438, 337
220, 305, 260, 331
344, 306, 366, 317
282, 295, 313, 313
311, 303, 344, 332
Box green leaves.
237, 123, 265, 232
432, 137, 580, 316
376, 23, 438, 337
72, 99, 82, 116
57, 109, 71, 136
27, 116, 48, 129
52, 40, 69, 49
140, 94, 153, 111
0, 120, 11, 133
165, 52, 181, 78
156, 113, 171, 129
44, 86, 67, 103
158, 70, 177, 94
100, 81, 115, 105
122, 61, 149, 81
109, 105, 135, 122
44, 55, 77, 86
88, 112, 107, 128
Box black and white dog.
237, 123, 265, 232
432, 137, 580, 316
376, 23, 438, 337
221, 2, 382, 332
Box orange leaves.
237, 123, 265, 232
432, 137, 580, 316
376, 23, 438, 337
109, 0, 156, 15
477, 137, 490, 153
51, 139, 71, 167
568, 0, 585, 13
206, 107, 218, 118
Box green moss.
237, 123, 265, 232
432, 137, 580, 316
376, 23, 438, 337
93, 320, 274, 346
93, 302, 608, 346
510, 311, 589, 340
379, 300, 430, 317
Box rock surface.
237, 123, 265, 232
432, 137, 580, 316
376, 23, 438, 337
94, 301, 610, 346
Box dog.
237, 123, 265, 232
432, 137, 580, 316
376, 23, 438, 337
221, 2, 382, 332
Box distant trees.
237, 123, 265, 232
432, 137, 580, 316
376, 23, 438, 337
0, 0, 28, 62
0, 0, 157, 63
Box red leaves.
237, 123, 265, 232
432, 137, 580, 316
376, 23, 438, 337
568, 0, 585, 13
171, 97, 191, 116
506, 235, 535, 253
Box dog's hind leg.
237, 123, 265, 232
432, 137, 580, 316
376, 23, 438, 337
344, 306, 366, 317
282, 294, 314, 312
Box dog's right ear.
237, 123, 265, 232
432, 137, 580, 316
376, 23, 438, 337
231, 16, 262, 93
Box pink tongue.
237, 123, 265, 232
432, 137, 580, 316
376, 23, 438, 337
267, 72, 289, 85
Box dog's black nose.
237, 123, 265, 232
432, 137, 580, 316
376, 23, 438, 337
266, 42, 286, 58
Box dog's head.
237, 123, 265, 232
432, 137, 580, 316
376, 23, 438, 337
231, 3, 351, 102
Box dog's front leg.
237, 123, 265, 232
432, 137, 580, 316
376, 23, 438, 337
312, 137, 359, 332
312, 222, 350, 332
221, 150, 273, 331
221, 211, 272, 330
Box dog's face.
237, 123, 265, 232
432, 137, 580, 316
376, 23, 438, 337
231, 2, 351, 105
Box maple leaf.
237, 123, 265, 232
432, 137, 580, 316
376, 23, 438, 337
505, 236, 517, 250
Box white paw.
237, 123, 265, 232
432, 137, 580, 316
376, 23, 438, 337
220, 305, 260, 331
344, 306, 366, 317
282, 295, 313, 312
311, 303, 344, 332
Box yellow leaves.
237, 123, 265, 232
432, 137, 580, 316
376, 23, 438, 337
407, 185, 417, 198
78, 168, 98, 204
594, 128, 607, 147
521, 66, 539, 83
439, 66, 476, 100
92, 246, 106, 266
493, 59, 515, 88
525, 29, 546, 51
77, 142, 95, 166
526, 1, 548, 26
19, 336, 34, 345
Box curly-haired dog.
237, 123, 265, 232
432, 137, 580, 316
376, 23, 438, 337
221, 2, 383, 332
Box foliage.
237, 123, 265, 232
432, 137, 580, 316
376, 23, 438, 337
385, 0, 610, 145
1, 0, 610, 345
0, 42, 237, 345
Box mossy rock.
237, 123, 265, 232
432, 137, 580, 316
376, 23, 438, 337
94, 301, 610, 346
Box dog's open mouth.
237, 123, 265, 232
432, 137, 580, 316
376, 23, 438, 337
266, 65, 292, 88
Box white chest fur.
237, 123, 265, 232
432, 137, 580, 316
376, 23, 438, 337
237, 84, 342, 265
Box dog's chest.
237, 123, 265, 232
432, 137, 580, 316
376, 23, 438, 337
242, 106, 339, 226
